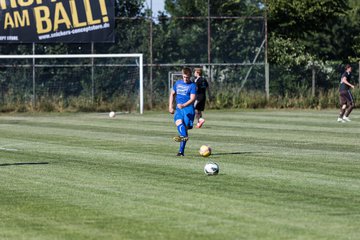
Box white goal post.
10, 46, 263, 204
0, 53, 144, 114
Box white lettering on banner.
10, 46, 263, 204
38, 22, 110, 40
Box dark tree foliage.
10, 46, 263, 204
267, 0, 360, 97
267, 0, 358, 62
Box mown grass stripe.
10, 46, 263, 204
0, 110, 359, 240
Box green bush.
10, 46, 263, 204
1, 88, 359, 112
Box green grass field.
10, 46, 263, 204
0, 110, 359, 240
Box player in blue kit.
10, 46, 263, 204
168, 67, 196, 156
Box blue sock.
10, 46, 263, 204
179, 141, 187, 154
177, 123, 187, 137
177, 123, 187, 153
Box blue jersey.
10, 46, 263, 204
173, 80, 196, 105
173, 80, 196, 129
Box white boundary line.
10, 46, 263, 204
0, 147, 19, 151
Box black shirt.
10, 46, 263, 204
339, 71, 352, 91
195, 77, 208, 100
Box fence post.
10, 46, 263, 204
312, 66, 316, 97
91, 42, 94, 103
265, 63, 269, 100
32, 43, 36, 108
264, 0, 269, 101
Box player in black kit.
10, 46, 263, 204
337, 64, 355, 123
193, 68, 210, 128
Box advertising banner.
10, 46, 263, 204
0, 0, 114, 43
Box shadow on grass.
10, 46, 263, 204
190, 152, 261, 158
211, 151, 261, 156
211, 152, 264, 156
0, 162, 49, 167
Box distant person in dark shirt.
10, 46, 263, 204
193, 68, 210, 128
337, 64, 355, 123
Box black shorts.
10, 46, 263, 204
195, 99, 206, 111
339, 90, 354, 105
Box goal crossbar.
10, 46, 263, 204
0, 53, 143, 59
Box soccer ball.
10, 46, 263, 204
109, 111, 116, 118
204, 162, 219, 175
199, 145, 211, 157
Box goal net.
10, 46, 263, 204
168, 71, 183, 94
0, 54, 144, 114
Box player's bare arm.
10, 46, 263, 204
177, 93, 195, 109
341, 76, 354, 89
169, 90, 176, 114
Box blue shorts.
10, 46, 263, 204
174, 106, 195, 129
